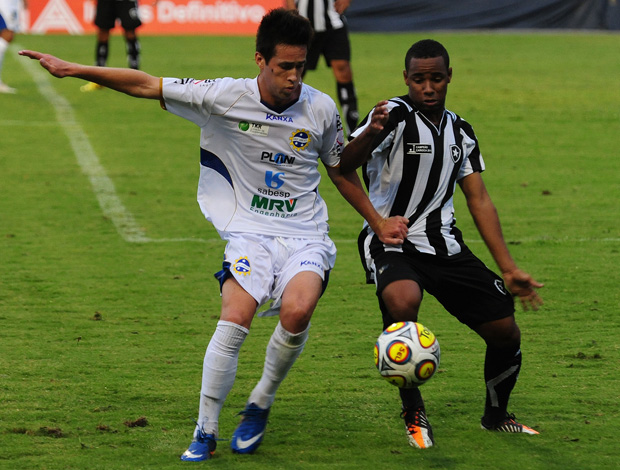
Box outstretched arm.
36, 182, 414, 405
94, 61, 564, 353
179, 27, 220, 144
19, 50, 161, 99
460, 172, 544, 310
326, 164, 408, 245
339, 100, 389, 173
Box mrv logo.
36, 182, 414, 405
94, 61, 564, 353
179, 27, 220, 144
261, 151, 295, 166
251, 195, 298, 217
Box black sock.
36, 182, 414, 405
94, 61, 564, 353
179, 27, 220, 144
400, 386, 425, 411
126, 39, 141, 69
483, 344, 522, 425
96, 41, 108, 67
336, 81, 358, 137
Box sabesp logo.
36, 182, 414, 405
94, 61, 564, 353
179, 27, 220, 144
265, 171, 285, 189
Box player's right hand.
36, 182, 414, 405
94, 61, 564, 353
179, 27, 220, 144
19, 50, 73, 78
375, 215, 409, 245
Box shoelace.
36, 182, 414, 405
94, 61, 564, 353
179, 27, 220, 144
238, 406, 269, 421
191, 419, 228, 442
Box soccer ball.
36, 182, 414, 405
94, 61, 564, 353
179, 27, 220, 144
374, 321, 440, 388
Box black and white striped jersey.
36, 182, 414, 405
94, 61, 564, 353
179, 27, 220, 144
295, 0, 345, 32
353, 95, 485, 258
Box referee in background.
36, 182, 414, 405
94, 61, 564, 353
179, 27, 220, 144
287, 0, 359, 138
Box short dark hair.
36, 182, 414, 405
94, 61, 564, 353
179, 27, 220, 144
256, 8, 313, 63
405, 39, 450, 72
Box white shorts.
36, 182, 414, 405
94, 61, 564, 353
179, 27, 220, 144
0, 0, 20, 31
220, 233, 337, 309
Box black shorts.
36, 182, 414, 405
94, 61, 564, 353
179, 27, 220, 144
95, 0, 142, 30
372, 248, 515, 329
305, 26, 351, 70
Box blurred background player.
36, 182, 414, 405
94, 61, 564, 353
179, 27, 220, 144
0, 0, 24, 93
287, 0, 359, 137
81, 0, 142, 92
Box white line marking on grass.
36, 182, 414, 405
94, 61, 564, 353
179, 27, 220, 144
16, 46, 217, 244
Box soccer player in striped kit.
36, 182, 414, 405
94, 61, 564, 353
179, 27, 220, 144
342, 39, 544, 449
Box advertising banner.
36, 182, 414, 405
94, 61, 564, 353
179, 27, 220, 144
22, 0, 283, 35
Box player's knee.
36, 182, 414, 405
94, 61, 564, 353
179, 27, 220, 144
381, 291, 420, 321
477, 317, 521, 348
280, 302, 314, 330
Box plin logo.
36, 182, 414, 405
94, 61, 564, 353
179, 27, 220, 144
233, 257, 251, 276
289, 129, 311, 151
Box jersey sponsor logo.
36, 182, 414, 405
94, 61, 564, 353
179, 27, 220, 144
250, 195, 298, 218
264, 171, 285, 189
265, 113, 293, 122
260, 151, 295, 166
233, 257, 251, 276
300, 260, 322, 268
289, 129, 311, 151
406, 143, 432, 155
257, 188, 291, 198
450, 144, 462, 163
239, 121, 269, 136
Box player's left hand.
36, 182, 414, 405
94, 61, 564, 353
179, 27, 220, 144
375, 215, 409, 245
503, 269, 544, 311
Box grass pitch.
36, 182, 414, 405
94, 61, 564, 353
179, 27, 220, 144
1, 32, 619, 469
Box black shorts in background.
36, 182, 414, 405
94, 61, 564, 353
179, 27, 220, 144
305, 26, 351, 70
95, 0, 142, 30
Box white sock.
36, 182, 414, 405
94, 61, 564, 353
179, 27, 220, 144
248, 321, 310, 409
0, 38, 9, 82
197, 320, 248, 436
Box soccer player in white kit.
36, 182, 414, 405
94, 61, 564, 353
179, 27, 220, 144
20, 8, 408, 462
0, 0, 22, 93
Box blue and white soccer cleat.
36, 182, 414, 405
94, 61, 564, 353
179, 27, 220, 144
230, 403, 271, 454
180, 424, 217, 462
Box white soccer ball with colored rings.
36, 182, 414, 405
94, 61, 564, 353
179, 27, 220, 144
374, 321, 440, 388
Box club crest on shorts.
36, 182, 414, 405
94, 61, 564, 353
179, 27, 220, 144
233, 256, 251, 276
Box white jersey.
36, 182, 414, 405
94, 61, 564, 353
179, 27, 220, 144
0, 0, 21, 31
161, 76, 343, 239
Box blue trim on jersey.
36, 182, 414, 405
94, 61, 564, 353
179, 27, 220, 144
200, 148, 233, 186
0, 14, 8, 30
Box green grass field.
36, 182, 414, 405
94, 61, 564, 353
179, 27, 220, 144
1, 32, 619, 469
